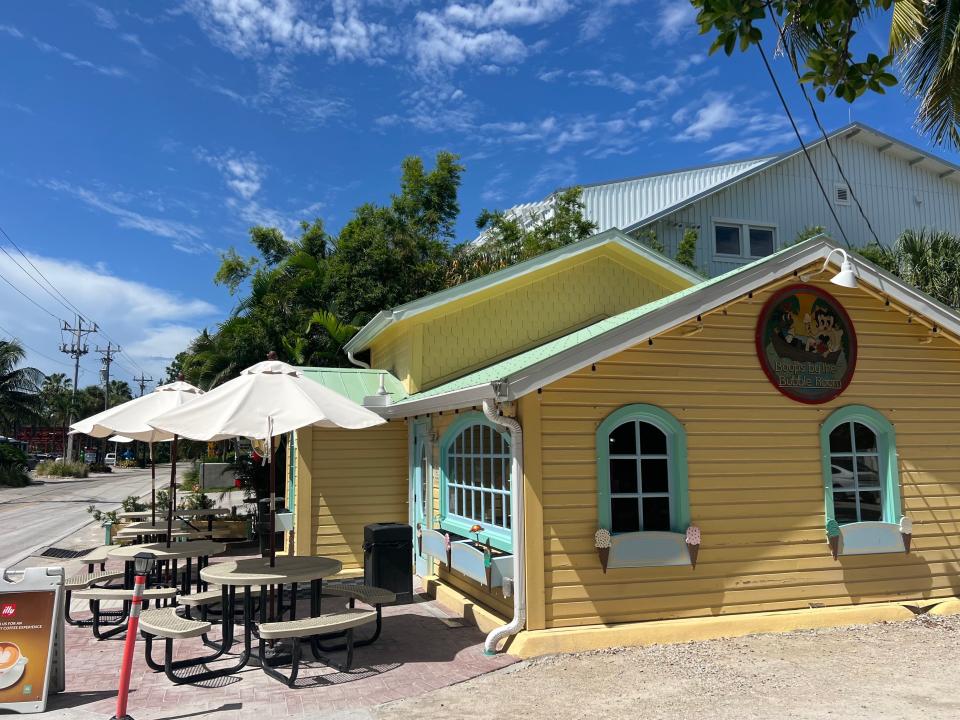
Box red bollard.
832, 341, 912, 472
111, 569, 148, 720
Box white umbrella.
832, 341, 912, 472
150, 357, 385, 564
71, 379, 203, 528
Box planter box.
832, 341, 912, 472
420, 528, 448, 564
200, 462, 238, 490
839, 521, 905, 556
449, 540, 512, 590
211, 519, 250, 540
607, 531, 692, 568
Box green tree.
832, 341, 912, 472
692, 1, 960, 148
0, 339, 43, 435
856, 228, 960, 308
676, 228, 699, 270
450, 187, 598, 283
40, 373, 76, 451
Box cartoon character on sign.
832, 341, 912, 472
0, 642, 28, 690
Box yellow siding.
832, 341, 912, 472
536, 276, 960, 629
309, 421, 408, 570
367, 244, 692, 392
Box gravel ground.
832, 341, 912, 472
377, 615, 960, 720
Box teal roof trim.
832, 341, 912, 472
298, 367, 408, 404
394, 242, 803, 405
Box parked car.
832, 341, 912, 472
105, 452, 117, 465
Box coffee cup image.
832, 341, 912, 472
0, 642, 28, 690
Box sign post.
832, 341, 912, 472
0, 566, 65, 714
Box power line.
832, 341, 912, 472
0, 222, 149, 376
0, 266, 64, 321
755, 40, 853, 249
0, 224, 91, 320
764, 3, 883, 248
0, 321, 77, 371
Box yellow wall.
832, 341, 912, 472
369, 245, 692, 393
304, 421, 408, 570
534, 273, 960, 629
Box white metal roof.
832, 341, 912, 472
482, 122, 960, 242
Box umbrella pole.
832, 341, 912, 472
268, 440, 277, 568
166, 434, 178, 549
150, 442, 156, 526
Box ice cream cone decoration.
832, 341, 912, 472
826, 519, 841, 560
685, 525, 701, 569
900, 516, 913, 553
443, 532, 452, 569
417, 523, 422, 556
595, 528, 611, 573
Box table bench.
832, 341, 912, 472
73, 587, 177, 640
64, 570, 125, 626
258, 609, 377, 686
139, 608, 247, 684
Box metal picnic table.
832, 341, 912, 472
182, 556, 343, 680
109, 540, 227, 595
118, 507, 231, 532
114, 521, 213, 543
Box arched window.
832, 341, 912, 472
596, 405, 689, 534
439, 413, 512, 551
820, 405, 901, 525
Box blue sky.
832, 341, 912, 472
0, 0, 955, 388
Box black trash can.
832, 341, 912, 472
363, 522, 413, 603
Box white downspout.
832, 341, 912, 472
482, 399, 525, 655
346, 350, 370, 369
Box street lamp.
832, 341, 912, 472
133, 552, 156, 576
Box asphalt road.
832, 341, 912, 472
0, 467, 161, 569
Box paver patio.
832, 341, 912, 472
43, 553, 513, 720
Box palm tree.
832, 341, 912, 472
890, 1, 960, 149
856, 229, 960, 308
0, 339, 43, 435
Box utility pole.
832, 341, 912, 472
133, 372, 153, 397
96, 342, 121, 411
59, 316, 96, 461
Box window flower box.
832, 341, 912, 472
838, 521, 906, 556
420, 528, 449, 566
605, 531, 692, 568
449, 540, 512, 590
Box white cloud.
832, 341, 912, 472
579, 0, 636, 41
444, 0, 570, 28
41, 180, 210, 253
540, 68, 639, 94
707, 130, 798, 160
673, 93, 738, 141
656, 0, 697, 43
0, 24, 129, 78
196, 148, 266, 200
185, 0, 386, 62
525, 156, 577, 197
83, 2, 119, 29
0, 252, 216, 382
193, 62, 349, 129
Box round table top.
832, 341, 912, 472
108, 540, 226, 561
200, 556, 342, 586
175, 508, 231, 517
115, 529, 211, 540
123, 521, 188, 531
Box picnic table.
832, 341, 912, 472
114, 521, 213, 543
109, 540, 226, 595
176, 556, 344, 679
118, 507, 230, 531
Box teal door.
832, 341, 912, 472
411, 421, 431, 576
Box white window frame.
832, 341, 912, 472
711, 218, 778, 261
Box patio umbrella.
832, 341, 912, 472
149, 355, 385, 565
70, 379, 203, 528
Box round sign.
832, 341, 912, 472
755, 284, 856, 404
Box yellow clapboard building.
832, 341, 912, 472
289, 230, 960, 656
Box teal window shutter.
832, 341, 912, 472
820, 405, 901, 525
596, 404, 690, 534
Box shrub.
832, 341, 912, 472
117, 459, 139, 469
89, 463, 112, 473
0, 464, 29, 487
87, 505, 119, 524
36, 460, 89, 478
122, 495, 148, 512
153, 488, 171, 512
181, 465, 200, 492
181, 491, 215, 510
